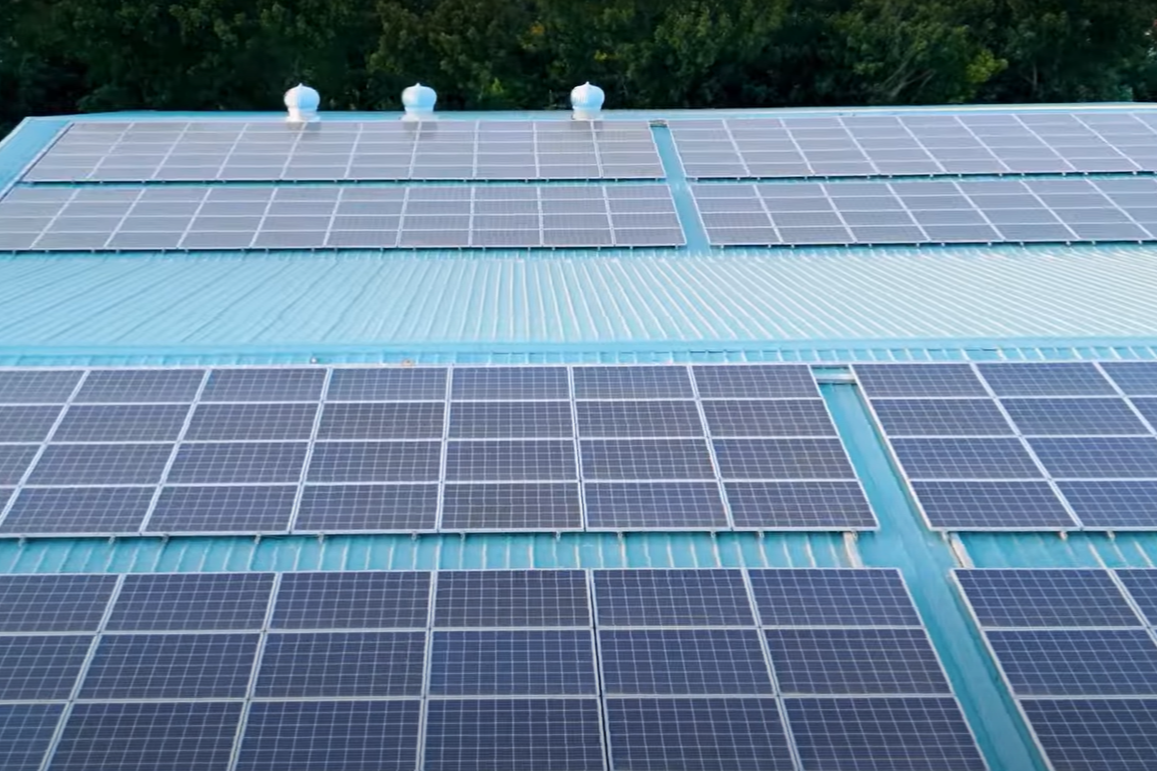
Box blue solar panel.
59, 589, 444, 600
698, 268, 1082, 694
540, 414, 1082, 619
1021, 698, 1157, 771
584, 481, 728, 528
307, 440, 441, 482
0, 704, 62, 771
766, 628, 951, 695
429, 630, 597, 695
147, 485, 297, 533
890, 437, 1041, 479
1058, 480, 1157, 528
326, 367, 446, 401
594, 569, 754, 626
1029, 436, 1157, 478
912, 480, 1076, 529
167, 442, 307, 484
1118, 570, 1157, 626
423, 699, 605, 771
726, 481, 877, 528
0, 575, 117, 632
0, 635, 90, 699
451, 367, 569, 400
748, 569, 921, 627
1131, 397, 1157, 429
1102, 361, 1157, 396
451, 401, 573, 438
573, 366, 693, 399
701, 400, 836, 437
0, 486, 155, 534
318, 402, 444, 440
1001, 398, 1148, 435
713, 438, 854, 479
0, 405, 61, 442
184, 402, 317, 441
52, 702, 242, 771
74, 369, 204, 403
53, 404, 190, 442
870, 399, 1012, 436
107, 573, 274, 631
445, 440, 576, 481
855, 364, 987, 398
440, 482, 582, 530
0, 445, 37, 484
987, 629, 1157, 696
79, 633, 258, 698
200, 367, 325, 402
434, 570, 590, 628
272, 572, 431, 630
955, 569, 1140, 628
237, 700, 420, 771
605, 697, 795, 771
577, 400, 702, 438
295, 484, 439, 531
580, 439, 714, 480
785, 697, 987, 771
255, 631, 425, 697
29, 443, 172, 485
692, 364, 819, 398
977, 362, 1116, 396
601, 629, 773, 695
0, 370, 82, 404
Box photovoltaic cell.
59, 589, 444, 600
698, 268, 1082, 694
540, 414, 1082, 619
445, 440, 577, 481
1102, 361, 1157, 396
594, 569, 753, 627
573, 366, 694, 399
28, 443, 172, 485
583, 481, 728, 528
53, 403, 190, 442
580, 439, 714, 480
450, 401, 573, 439
307, 441, 441, 483
238, 701, 421, 771
955, 569, 1140, 628
451, 367, 569, 400
1058, 481, 1157, 529
912, 480, 1077, 529
767, 628, 950, 695
256, 631, 425, 697
0, 704, 62, 771
889, 437, 1041, 479
295, 484, 439, 531
1131, 398, 1157, 429
0, 445, 38, 485
870, 399, 1012, 436
0, 486, 155, 534
429, 630, 597, 695
0, 635, 90, 700
1020, 698, 1157, 771
184, 402, 317, 441
200, 368, 325, 402
74, 369, 204, 403
987, 628, 1157, 696
433, 570, 590, 628
1001, 397, 1148, 435
318, 402, 445, 440
1028, 436, 1157, 478
692, 365, 819, 398
440, 482, 582, 530
326, 368, 446, 401
107, 573, 274, 631
601, 628, 773, 695
80, 633, 258, 698
0, 575, 117, 632
273, 571, 431, 630
577, 400, 702, 438
605, 698, 795, 771
977, 362, 1116, 396
854, 364, 987, 398
0, 405, 61, 442
714, 438, 854, 480
725, 481, 877, 528
748, 569, 920, 627
0, 370, 82, 403
702, 400, 836, 437
146, 485, 297, 533
1119, 570, 1157, 625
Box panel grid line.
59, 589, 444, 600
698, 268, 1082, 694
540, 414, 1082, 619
225, 572, 282, 771
688, 364, 737, 531
284, 369, 333, 534
135, 370, 210, 534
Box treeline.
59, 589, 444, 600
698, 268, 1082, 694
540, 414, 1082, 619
2, 0, 1157, 135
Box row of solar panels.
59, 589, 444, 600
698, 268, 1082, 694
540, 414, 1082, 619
0, 568, 988, 771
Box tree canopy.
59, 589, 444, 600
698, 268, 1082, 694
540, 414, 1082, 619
2, 0, 1156, 135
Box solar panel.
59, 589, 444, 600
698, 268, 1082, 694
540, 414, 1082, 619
986, 628, 1157, 696
0, 370, 82, 403
307, 440, 441, 482
51, 702, 242, 771
784, 697, 986, 771
80, 632, 258, 698
889, 437, 1041, 479
317, 402, 444, 440
146, 485, 297, 533
295, 483, 439, 531
1028, 436, 1157, 478
450, 401, 573, 438
1020, 698, 1157, 771
713, 438, 854, 479
52, 403, 189, 442
433, 570, 590, 628
166, 442, 307, 484
1102, 361, 1157, 396
1119, 570, 1157, 625
440, 482, 582, 530
605, 698, 795, 771
580, 439, 714, 480
594, 569, 754, 626
28, 443, 172, 485
577, 400, 702, 438
911, 480, 1077, 529
428, 630, 597, 695
0, 575, 117, 632
74, 369, 204, 403
869, 399, 1013, 436
0, 405, 62, 442
107, 573, 274, 631
238, 700, 420, 771
451, 367, 569, 400
701, 400, 836, 437
583, 481, 728, 528
767, 628, 950, 695
0, 704, 62, 771
423, 699, 605, 771
573, 366, 694, 399
601, 628, 773, 694
0, 635, 90, 699
272, 572, 431, 629
0, 445, 39, 485
954, 569, 1140, 628
1132, 397, 1157, 429
725, 480, 877, 528
200, 367, 325, 401
854, 364, 987, 398
977, 362, 1116, 396
445, 440, 576, 481
747, 569, 921, 627
0, 486, 155, 534
184, 402, 317, 441
326, 368, 446, 401
691, 365, 819, 398
1001, 397, 1148, 435
255, 631, 425, 697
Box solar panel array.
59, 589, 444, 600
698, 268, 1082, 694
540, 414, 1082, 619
0, 568, 986, 771
692, 177, 1157, 246
24, 120, 664, 182
956, 568, 1157, 771
671, 112, 1157, 179
0, 365, 876, 536
858, 361, 1157, 530
0, 184, 684, 252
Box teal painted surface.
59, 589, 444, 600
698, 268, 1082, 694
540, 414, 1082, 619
823, 381, 1047, 771
0, 118, 67, 192
963, 532, 1157, 568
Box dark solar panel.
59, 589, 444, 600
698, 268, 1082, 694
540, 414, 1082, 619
295, 484, 439, 531
440, 482, 582, 530
0, 486, 155, 534
166, 442, 307, 484
601, 628, 773, 695
854, 364, 987, 398
272, 571, 431, 629
692, 365, 819, 398
890, 437, 1041, 479
146, 485, 296, 533
0, 575, 117, 632
988, 628, 1157, 696
0, 704, 62, 771
0, 445, 40, 484
605, 697, 795, 771
1001, 397, 1148, 435
74, 369, 204, 403
1132, 397, 1157, 429
451, 367, 569, 400
912, 480, 1076, 529
593, 569, 752, 626
955, 569, 1140, 628
714, 438, 854, 480
53, 403, 190, 442
28, 443, 172, 485
1021, 698, 1157, 771
785, 697, 987, 771
318, 402, 444, 440
51, 701, 242, 771
200, 368, 325, 402
1057, 480, 1157, 529
80, 632, 258, 698
583, 481, 728, 528
0, 370, 82, 403
450, 401, 573, 439
429, 630, 597, 695
1119, 570, 1157, 626
0, 405, 61, 442
576, 400, 702, 438
701, 400, 835, 438
238, 700, 421, 771
0, 635, 90, 699
1102, 361, 1157, 396
184, 402, 317, 441
870, 399, 1012, 436
326, 368, 446, 401
573, 366, 694, 399
580, 439, 714, 480
445, 440, 576, 481
725, 481, 877, 528
1028, 436, 1157, 478
748, 569, 920, 626
977, 362, 1115, 396
107, 573, 274, 631
423, 699, 605, 771
255, 631, 425, 697
307, 440, 441, 482
433, 570, 590, 628
767, 628, 950, 695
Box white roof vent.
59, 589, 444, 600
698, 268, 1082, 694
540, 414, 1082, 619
284, 83, 320, 123
570, 82, 605, 120
402, 83, 437, 120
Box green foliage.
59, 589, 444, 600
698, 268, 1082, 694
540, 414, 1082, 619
2, 0, 1157, 136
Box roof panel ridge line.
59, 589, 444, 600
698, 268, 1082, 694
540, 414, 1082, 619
224, 571, 281, 771
34, 572, 127, 771
284, 368, 332, 535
